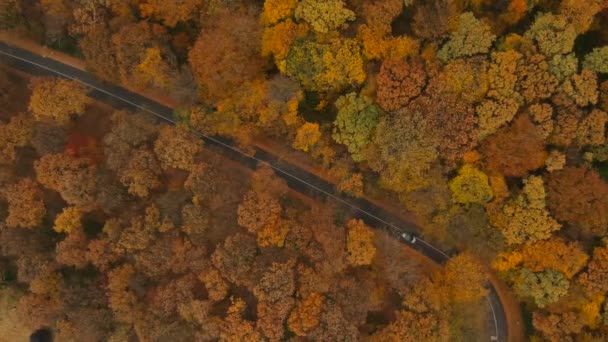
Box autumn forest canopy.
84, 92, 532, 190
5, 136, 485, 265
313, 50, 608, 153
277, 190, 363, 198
1, 0, 608, 341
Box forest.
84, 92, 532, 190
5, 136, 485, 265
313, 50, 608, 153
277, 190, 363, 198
1, 0, 608, 341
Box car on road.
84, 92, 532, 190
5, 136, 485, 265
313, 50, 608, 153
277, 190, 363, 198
400, 232, 416, 243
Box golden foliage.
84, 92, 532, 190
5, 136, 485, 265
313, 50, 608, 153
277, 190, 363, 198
53, 206, 82, 234
28, 78, 89, 125
261, 0, 298, 26
346, 219, 376, 266
288, 292, 323, 336
293, 122, 321, 152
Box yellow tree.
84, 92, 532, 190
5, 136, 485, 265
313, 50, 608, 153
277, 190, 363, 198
493, 238, 588, 279
261, 0, 298, 26
53, 206, 82, 234
346, 219, 376, 266
262, 19, 308, 63
563, 69, 599, 107
28, 78, 89, 125
448, 164, 493, 205
294, 0, 355, 33
134, 47, 174, 90
494, 176, 561, 245
293, 122, 321, 152
288, 292, 324, 336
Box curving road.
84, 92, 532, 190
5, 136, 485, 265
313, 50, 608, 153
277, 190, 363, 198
0, 41, 507, 342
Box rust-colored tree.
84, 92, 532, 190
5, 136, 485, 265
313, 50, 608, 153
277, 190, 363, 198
2, 178, 46, 229
546, 167, 608, 238
481, 115, 547, 177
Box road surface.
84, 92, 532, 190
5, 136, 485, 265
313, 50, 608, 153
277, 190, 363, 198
0, 41, 508, 342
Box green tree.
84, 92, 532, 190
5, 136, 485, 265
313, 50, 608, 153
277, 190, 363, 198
524, 13, 577, 57
513, 268, 569, 308
332, 93, 379, 162
437, 12, 496, 62
294, 0, 355, 33
449, 164, 493, 205
284, 38, 365, 93
549, 53, 578, 82
583, 46, 608, 74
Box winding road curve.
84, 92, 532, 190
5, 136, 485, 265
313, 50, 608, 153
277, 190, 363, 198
0, 41, 508, 341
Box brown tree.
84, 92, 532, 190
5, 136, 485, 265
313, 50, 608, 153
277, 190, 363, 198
153, 125, 202, 171
139, 0, 200, 28
237, 190, 281, 234
189, 10, 264, 104
198, 268, 229, 302
546, 167, 608, 238
481, 115, 547, 177
2, 178, 46, 229
119, 148, 162, 198
376, 58, 426, 112
211, 233, 257, 286
34, 153, 98, 209
577, 245, 608, 295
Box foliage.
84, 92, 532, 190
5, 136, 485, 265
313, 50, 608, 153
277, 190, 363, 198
584, 47, 608, 74
449, 164, 493, 205
346, 219, 376, 266
139, 0, 200, 28
376, 58, 426, 112
437, 12, 496, 62
189, 10, 263, 104
493, 176, 561, 245
53, 206, 82, 234
293, 122, 321, 152
28, 78, 89, 125
524, 13, 577, 57
284, 38, 365, 93
153, 125, 202, 171
294, 0, 355, 33
34, 153, 98, 209
563, 69, 599, 107
261, 0, 298, 26
546, 167, 608, 238
2, 178, 46, 229
513, 268, 569, 307
332, 93, 379, 162
481, 115, 547, 177
288, 292, 323, 336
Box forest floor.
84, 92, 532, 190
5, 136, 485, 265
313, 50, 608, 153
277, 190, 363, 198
0, 32, 525, 342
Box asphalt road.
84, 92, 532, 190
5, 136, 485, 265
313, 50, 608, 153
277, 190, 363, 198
0, 41, 508, 342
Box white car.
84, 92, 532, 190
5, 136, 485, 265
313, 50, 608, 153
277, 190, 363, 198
401, 232, 416, 243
